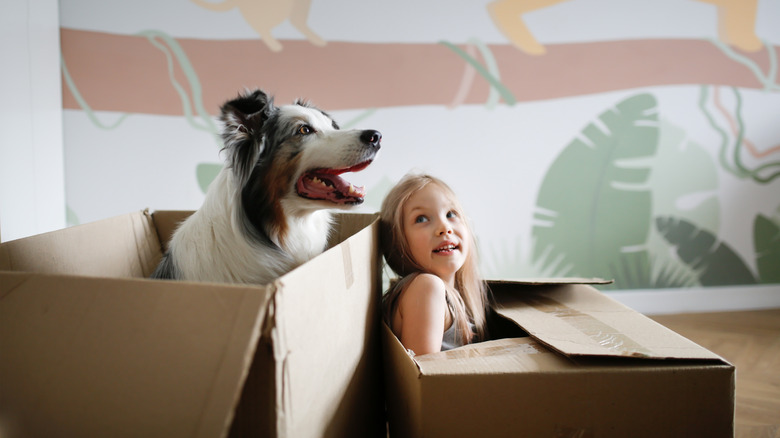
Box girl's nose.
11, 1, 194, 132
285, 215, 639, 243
437, 221, 453, 235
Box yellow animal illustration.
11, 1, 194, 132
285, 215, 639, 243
191, 0, 326, 52
696, 0, 762, 52
488, 0, 569, 55
488, 0, 763, 55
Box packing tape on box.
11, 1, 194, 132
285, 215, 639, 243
524, 294, 655, 358
341, 240, 354, 289
415, 338, 548, 363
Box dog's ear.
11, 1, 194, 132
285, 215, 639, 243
220, 89, 276, 183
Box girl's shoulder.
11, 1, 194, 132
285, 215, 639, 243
383, 272, 447, 321
404, 272, 446, 292
396, 273, 447, 306
390, 271, 445, 292
386, 272, 446, 302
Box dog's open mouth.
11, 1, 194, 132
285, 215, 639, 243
296, 160, 373, 205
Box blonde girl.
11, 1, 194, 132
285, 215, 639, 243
380, 173, 489, 355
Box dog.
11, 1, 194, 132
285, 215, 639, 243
151, 89, 381, 284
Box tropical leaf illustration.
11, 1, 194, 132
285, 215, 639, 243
196, 163, 223, 193
754, 214, 780, 284
532, 93, 659, 284
482, 238, 574, 281
648, 118, 720, 232
607, 252, 699, 289
649, 255, 700, 288
655, 216, 757, 286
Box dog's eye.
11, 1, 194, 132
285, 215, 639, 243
298, 125, 314, 135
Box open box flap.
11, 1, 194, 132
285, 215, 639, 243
150, 210, 194, 253
328, 212, 380, 248
0, 210, 161, 278
0, 272, 270, 438
491, 282, 724, 361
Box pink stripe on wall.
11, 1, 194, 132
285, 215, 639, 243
60, 28, 777, 116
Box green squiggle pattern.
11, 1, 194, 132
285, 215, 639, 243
698, 86, 743, 177
699, 85, 780, 183
63, 30, 220, 146
730, 87, 780, 183
712, 39, 779, 92
467, 38, 502, 109
137, 30, 220, 145
440, 40, 517, 106
703, 39, 780, 183
61, 55, 131, 129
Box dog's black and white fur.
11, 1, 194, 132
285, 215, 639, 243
151, 89, 381, 284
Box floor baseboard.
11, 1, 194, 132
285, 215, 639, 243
606, 284, 780, 315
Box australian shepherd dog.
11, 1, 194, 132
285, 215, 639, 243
151, 89, 381, 284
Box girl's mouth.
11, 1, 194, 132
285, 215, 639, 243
433, 243, 459, 254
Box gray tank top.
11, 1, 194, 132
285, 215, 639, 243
440, 320, 476, 351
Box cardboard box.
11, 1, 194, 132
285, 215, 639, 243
0, 210, 385, 438
383, 280, 735, 438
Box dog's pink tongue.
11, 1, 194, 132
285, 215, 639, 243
298, 171, 366, 204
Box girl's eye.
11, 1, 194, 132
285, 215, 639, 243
447, 210, 458, 219
298, 125, 313, 135
414, 215, 429, 224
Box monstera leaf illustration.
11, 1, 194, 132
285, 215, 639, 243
656, 216, 757, 286
754, 214, 780, 284
532, 94, 658, 283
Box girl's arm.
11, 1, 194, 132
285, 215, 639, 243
395, 273, 449, 355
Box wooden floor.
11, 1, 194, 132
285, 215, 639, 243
650, 309, 780, 438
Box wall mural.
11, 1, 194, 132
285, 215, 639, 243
59, 0, 779, 292
490, 0, 765, 54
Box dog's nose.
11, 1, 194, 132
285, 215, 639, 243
361, 130, 382, 149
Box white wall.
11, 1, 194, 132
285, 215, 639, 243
0, 0, 65, 242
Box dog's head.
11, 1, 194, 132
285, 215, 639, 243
219, 89, 381, 226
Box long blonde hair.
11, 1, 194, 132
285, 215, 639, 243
379, 173, 488, 344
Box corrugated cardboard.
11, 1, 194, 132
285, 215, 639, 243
383, 280, 735, 438
0, 210, 385, 438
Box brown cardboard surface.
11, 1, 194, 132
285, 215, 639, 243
264, 220, 384, 437
383, 281, 735, 438
150, 210, 192, 253
0, 210, 384, 438
491, 282, 723, 360
382, 323, 424, 438
0, 209, 161, 278
0, 272, 268, 438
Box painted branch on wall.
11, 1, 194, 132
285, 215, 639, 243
60, 28, 779, 116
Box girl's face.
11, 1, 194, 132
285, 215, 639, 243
402, 183, 470, 288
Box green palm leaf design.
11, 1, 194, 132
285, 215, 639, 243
754, 214, 780, 284
196, 163, 222, 193
532, 93, 659, 283
606, 252, 699, 289
656, 216, 757, 286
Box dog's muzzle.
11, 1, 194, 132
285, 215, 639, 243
296, 130, 382, 205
